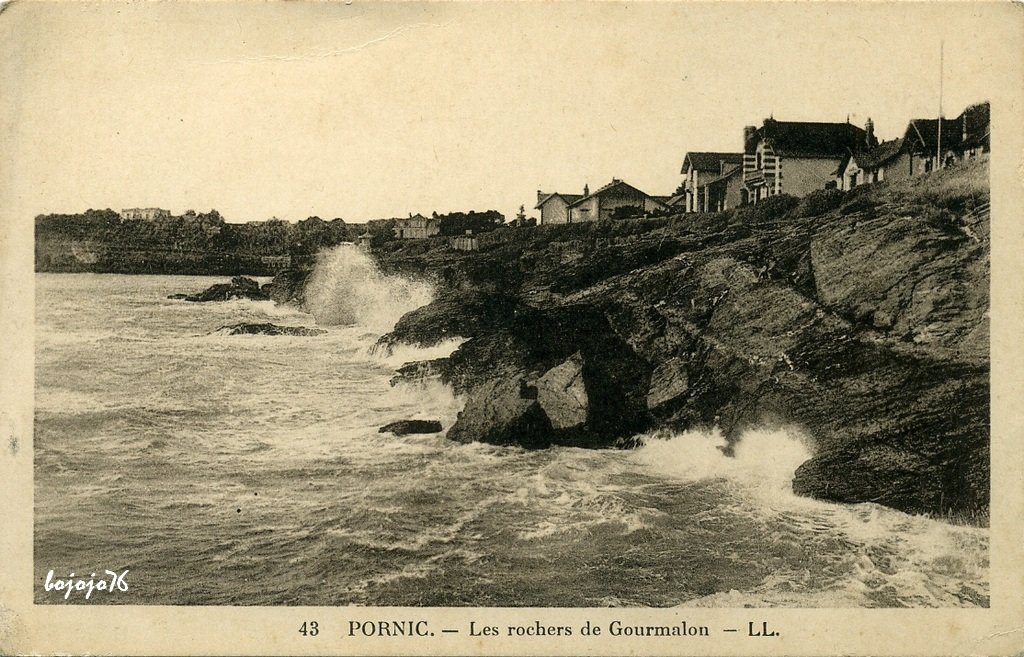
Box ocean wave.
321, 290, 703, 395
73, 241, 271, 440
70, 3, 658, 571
303, 244, 433, 331
630, 426, 814, 503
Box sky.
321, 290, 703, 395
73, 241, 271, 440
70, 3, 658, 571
1, 1, 1019, 224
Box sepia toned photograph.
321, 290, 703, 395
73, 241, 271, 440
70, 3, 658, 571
2, 1, 1023, 655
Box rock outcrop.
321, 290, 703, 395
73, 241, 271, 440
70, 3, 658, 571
213, 323, 326, 336
378, 420, 443, 436
363, 159, 991, 518
446, 377, 555, 449
536, 352, 588, 430
170, 276, 269, 302
261, 269, 310, 305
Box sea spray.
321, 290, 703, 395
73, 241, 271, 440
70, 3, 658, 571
631, 426, 814, 498
303, 244, 433, 331
374, 338, 467, 370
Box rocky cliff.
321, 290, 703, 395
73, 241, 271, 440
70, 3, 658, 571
365, 160, 991, 518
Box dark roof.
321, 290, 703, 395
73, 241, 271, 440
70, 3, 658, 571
751, 119, 871, 158
834, 138, 905, 175
903, 117, 963, 152
959, 101, 990, 149
681, 152, 744, 174
535, 192, 584, 209
902, 101, 990, 154
857, 138, 905, 168
568, 179, 655, 207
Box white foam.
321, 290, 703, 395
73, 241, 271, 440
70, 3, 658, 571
374, 338, 466, 369
631, 426, 814, 502
303, 244, 433, 332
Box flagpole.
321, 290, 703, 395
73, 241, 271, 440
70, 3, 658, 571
937, 40, 944, 168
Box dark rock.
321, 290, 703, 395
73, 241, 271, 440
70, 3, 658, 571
262, 268, 310, 305
810, 208, 988, 365
378, 419, 443, 436
536, 352, 587, 430
213, 323, 326, 336
440, 306, 651, 449
446, 377, 554, 449
374, 289, 521, 354
389, 358, 449, 387
646, 356, 690, 411
170, 276, 269, 302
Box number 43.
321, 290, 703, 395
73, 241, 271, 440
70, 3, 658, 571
299, 621, 319, 637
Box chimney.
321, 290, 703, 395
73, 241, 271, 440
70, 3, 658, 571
743, 125, 756, 150
584, 183, 590, 197
865, 117, 875, 147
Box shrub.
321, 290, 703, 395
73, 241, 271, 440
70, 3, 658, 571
734, 194, 799, 224
796, 188, 846, 218
838, 188, 881, 217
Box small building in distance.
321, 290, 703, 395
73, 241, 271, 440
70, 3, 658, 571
538, 179, 668, 224
957, 101, 990, 159
902, 101, 990, 174
535, 189, 585, 225
834, 138, 908, 191
680, 152, 743, 212
742, 117, 876, 204
567, 179, 669, 222
357, 231, 373, 250
120, 207, 171, 221
392, 213, 440, 239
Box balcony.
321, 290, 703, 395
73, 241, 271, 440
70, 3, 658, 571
743, 169, 778, 188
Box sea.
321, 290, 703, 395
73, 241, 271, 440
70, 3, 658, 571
34, 246, 989, 607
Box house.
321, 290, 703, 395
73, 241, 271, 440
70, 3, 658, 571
566, 179, 668, 222
741, 117, 876, 204
680, 152, 743, 212
357, 231, 373, 250
957, 101, 990, 158
535, 189, 584, 225
902, 101, 990, 173
699, 164, 744, 212
901, 117, 964, 174
834, 138, 909, 191
392, 213, 440, 239
120, 207, 171, 221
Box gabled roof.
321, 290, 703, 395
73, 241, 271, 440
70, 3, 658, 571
902, 101, 990, 154
665, 194, 686, 207
903, 117, 963, 153
568, 179, 650, 207
834, 138, 905, 175
681, 152, 744, 174
535, 192, 584, 210
751, 119, 871, 158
